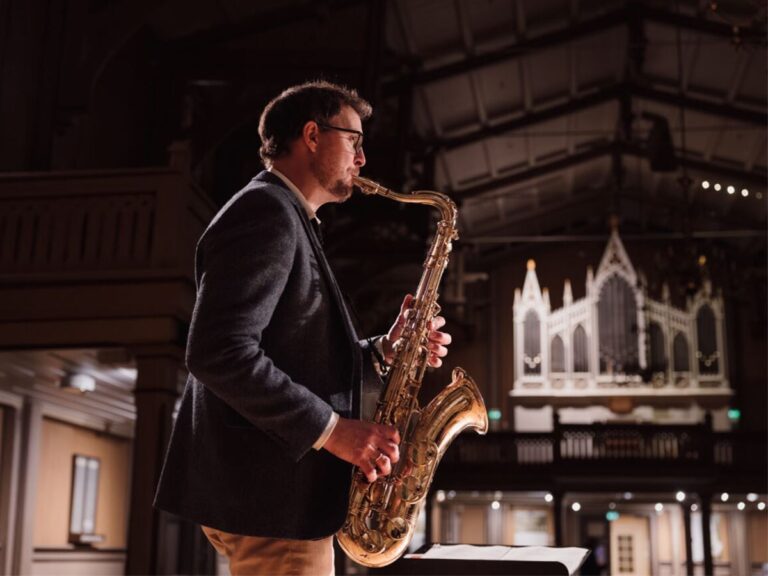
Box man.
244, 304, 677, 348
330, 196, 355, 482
154, 81, 451, 575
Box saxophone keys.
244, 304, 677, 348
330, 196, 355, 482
409, 440, 439, 468
385, 517, 409, 540
400, 475, 425, 503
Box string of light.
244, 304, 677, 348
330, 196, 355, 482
701, 180, 763, 200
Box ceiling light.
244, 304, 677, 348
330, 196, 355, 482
741, 188, 749, 197
701, 180, 710, 189
721, 492, 729, 502
758, 502, 766, 511
571, 502, 581, 512
60, 373, 96, 393
623, 492, 633, 500
727, 185, 735, 194
491, 501, 501, 510
747, 493, 758, 502
737, 502, 746, 510
714, 183, 722, 191
436, 490, 446, 502
676, 491, 686, 502
655, 503, 664, 512
691, 504, 699, 512
756, 192, 763, 200
545, 493, 554, 503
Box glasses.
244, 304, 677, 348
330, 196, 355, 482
317, 123, 364, 154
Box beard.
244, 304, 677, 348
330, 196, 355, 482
310, 156, 353, 202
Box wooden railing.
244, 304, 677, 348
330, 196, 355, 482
442, 422, 766, 474
0, 168, 215, 278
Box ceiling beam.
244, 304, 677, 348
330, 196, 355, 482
382, 7, 629, 96
631, 84, 765, 126
454, 142, 614, 199
415, 82, 765, 160
453, 141, 766, 200
382, 4, 766, 96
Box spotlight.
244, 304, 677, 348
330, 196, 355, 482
747, 493, 758, 502
737, 502, 745, 510
571, 502, 581, 512
655, 503, 664, 512
714, 183, 722, 191
721, 493, 729, 502
60, 373, 96, 393
741, 188, 749, 197
545, 493, 554, 503
491, 501, 501, 510
758, 502, 766, 511
727, 185, 735, 194
676, 491, 686, 502
701, 180, 710, 189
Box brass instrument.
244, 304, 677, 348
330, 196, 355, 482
337, 176, 489, 567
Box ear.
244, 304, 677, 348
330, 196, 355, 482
302, 120, 320, 153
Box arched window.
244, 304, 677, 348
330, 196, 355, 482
598, 274, 639, 374
551, 335, 565, 372
523, 310, 541, 375
696, 305, 719, 374
648, 322, 667, 373
573, 324, 589, 372
673, 332, 689, 372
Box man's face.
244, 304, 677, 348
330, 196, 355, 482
310, 105, 366, 202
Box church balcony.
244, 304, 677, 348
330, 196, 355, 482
511, 375, 732, 411
0, 168, 215, 350
436, 421, 766, 493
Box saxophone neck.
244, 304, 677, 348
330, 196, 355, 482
353, 176, 458, 232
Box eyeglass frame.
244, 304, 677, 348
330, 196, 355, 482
316, 122, 364, 154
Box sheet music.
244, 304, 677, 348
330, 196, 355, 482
411, 544, 590, 575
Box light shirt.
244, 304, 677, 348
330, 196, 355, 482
268, 167, 336, 451
269, 167, 319, 222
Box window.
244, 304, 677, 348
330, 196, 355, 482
550, 335, 565, 372
70, 455, 101, 543
573, 325, 589, 372
598, 274, 639, 374
696, 305, 719, 374
673, 332, 689, 372
617, 534, 634, 572
648, 322, 667, 373
523, 310, 541, 375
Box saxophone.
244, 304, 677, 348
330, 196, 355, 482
337, 176, 489, 567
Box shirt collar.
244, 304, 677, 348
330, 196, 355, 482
268, 167, 319, 223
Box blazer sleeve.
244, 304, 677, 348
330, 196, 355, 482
186, 191, 333, 462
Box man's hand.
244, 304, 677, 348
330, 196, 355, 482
323, 417, 400, 483
381, 294, 452, 368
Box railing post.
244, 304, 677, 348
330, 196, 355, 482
553, 491, 564, 546
700, 493, 714, 576
702, 411, 713, 465
682, 502, 694, 576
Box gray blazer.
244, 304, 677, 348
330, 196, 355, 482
154, 171, 379, 538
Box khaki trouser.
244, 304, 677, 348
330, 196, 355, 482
201, 526, 334, 576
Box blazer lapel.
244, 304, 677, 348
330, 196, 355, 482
254, 172, 359, 344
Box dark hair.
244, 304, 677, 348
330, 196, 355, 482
258, 80, 372, 167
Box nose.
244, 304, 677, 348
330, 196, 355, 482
355, 147, 366, 167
